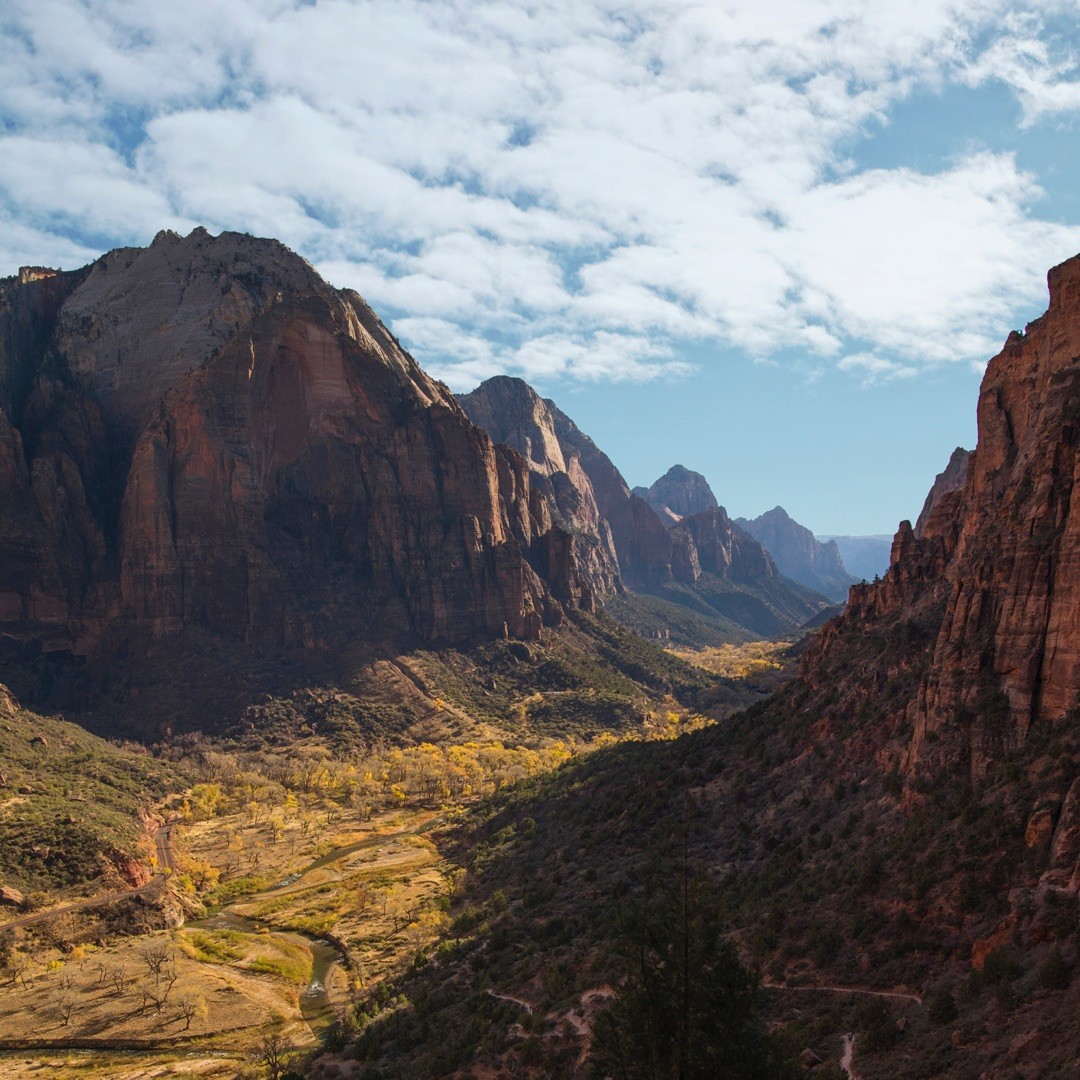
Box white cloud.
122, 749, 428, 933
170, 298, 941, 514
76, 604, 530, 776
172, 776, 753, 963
1, 0, 1079, 385
961, 11, 1080, 124
837, 352, 919, 385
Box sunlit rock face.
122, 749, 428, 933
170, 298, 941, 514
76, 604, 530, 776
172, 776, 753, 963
0, 229, 594, 672
796, 252, 1080, 783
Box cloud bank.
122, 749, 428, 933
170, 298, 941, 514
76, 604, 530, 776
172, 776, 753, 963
2, 0, 1079, 387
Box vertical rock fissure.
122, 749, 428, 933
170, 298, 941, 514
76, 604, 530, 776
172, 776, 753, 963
1031, 469, 1073, 729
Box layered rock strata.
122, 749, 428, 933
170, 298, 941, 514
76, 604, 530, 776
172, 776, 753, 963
0, 230, 593, 679
798, 253, 1080, 782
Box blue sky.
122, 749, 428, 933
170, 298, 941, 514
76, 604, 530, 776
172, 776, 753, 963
2, 1, 1079, 534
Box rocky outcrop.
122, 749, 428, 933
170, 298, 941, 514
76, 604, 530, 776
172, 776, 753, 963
796, 252, 1080, 784
0, 885, 25, 906
914, 447, 970, 537
634, 465, 718, 524
0, 230, 595, 726
736, 506, 855, 602
456, 376, 621, 598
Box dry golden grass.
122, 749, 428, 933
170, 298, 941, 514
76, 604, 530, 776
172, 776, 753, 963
0, 931, 308, 1049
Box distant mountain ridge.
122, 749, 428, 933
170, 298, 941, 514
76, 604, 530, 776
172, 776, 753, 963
814, 534, 892, 581
736, 505, 855, 602
459, 377, 830, 645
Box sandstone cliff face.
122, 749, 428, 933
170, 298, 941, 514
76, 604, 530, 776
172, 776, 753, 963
797, 252, 1080, 784
634, 464, 718, 523
459, 376, 681, 591
737, 506, 854, 602
914, 446, 970, 537
460, 377, 830, 639
456, 376, 621, 598
670, 506, 777, 583
0, 231, 593, 705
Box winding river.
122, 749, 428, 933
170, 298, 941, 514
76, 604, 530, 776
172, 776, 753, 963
189, 814, 441, 1039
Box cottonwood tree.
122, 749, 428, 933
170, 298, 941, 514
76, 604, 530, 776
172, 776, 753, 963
139, 943, 171, 979
6, 951, 31, 989
158, 963, 179, 1007
257, 1029, 292, 1080
56, 994, 75, 1027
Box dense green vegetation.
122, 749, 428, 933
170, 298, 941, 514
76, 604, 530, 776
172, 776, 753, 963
0, 688, 185, 893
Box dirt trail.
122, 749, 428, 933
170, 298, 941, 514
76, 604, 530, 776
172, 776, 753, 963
0, 824, 175, 932
386, 658, 475, 727
486, 989, 534, 1015
841, 1032, 859, 1079
764, 980, 922, 1005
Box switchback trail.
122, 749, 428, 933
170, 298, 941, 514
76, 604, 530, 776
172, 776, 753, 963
486, 989, 535, 1015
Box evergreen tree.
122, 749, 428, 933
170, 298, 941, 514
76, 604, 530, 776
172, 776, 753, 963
589, 866, 796, 1080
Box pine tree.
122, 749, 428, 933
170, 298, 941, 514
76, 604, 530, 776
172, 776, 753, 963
589, 865, 796, 1080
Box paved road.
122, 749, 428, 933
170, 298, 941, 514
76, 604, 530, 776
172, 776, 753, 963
0, 823, 175, 933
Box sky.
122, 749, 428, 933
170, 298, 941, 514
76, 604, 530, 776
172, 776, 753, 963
2, 1, 1080, 534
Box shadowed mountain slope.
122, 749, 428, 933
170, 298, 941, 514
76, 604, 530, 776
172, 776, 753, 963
0, 232, 601, 732
736, 505, 856, 602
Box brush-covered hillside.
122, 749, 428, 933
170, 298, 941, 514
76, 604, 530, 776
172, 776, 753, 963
326, 252, 1080, 1080
0, 684, 184, 896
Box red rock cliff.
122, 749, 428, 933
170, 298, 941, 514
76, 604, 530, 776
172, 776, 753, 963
798, 251, 1080, 783
0, 230, 592, 681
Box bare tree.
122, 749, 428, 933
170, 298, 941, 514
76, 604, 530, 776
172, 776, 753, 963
139, 943, 172, 979
257, 1030, 292, 1080
56, 994, 75, 1027
158, 964, 179, 1006
10, 953, 32, 990
110, 963, 129, 996
177, 993, 206, 1030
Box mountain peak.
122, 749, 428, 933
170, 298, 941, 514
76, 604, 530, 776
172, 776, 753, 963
638, 465, 718, 522
737, 506, 855, 602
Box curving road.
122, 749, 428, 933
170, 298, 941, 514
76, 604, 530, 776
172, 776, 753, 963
0, 823, 175, 933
